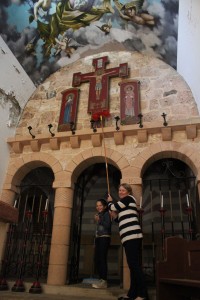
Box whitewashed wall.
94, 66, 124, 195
177, 0, 200, 112
0, 36, 36, 191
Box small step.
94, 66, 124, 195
1, 281, 156, 300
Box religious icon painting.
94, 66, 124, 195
58, 88, 79, 132
119, 80, 140, 125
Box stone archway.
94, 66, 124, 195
0, 153, 62, 264
1, 167, 55, 285
68, 163, 122, 284
131, 142, 199, 179
3, 153, 63, 197
64, 149, 125, 283
125, 142, 200, 286
66, 147, 129, 181
48, 148, 130, 286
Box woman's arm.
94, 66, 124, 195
107, 194, 119, 212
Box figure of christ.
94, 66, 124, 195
85, 68, 119, 101
72, 57, 128, 114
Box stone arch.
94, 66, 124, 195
3, 152, 64, 191
130, 141, 200, 180
65, 147, 130, 185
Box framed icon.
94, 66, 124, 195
58, 88, 79, 132
119, 80, 140, 125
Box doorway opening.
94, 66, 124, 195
141, 158, 199, 285
2, 167, 54, 283
68, 163, 122, 286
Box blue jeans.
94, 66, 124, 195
123, 238, 147, 299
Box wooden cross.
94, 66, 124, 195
72, 56, 129, 114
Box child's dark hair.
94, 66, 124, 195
96, 198, 108, 210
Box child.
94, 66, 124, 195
92, 199, 112, 289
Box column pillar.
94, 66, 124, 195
1, 189, 16, 205
0, 188, 17, 261
131, 183, 142, 206
47, 187, 73, 285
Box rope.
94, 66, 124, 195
100, 115, 110, 195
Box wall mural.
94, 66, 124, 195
0, 0, 179, 85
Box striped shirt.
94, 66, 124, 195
108, 195, 143, 244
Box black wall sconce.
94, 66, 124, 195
70, 121, 76, 135
90, 119, 97, 133
137, 113, 143, 128
48, 124, 55, 137
27, 126, 35, 139
115, 116, 120, 131
161, 112, 168, 126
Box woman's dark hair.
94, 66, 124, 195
119, 183, 133, 195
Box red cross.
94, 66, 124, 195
72, 56, 129, 115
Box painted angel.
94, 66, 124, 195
54, 36, 78, 57
113, 0, 155, 26
96, 19, 112, 35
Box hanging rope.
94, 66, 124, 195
100, 115, 110, 195
92, 110, 111, 195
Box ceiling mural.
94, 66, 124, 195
0, 0, 179, 85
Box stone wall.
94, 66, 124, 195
17, 51, 199, 138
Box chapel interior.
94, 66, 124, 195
0, 1, 200, 300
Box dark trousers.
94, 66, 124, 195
94, 237, 110, 280
123, 238, 147, 299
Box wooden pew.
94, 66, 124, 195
156, 236, 200, 300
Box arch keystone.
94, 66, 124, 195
82, 149, 93, 160
92, 147, 103, 157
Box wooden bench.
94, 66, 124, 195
156, 236, 200, 300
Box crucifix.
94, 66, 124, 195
72, 56, 129, 114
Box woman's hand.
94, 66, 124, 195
110, 211, 118, 220
107, 194, 113, 202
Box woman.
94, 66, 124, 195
92, 199, 112, 289
107, 183, 148, 300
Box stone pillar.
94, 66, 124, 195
131, 183, 142, 207
47, 187, 73, 285
0, 189, 17, 261
1, 189, 16, 205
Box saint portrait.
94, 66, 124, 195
119, 80, 140, 125
58, 88, 79, 132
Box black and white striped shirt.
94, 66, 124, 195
108, 195, 143, 244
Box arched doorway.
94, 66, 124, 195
2, 167, 54, 284
141, 158, 199, 285
68, 163, 122, 285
